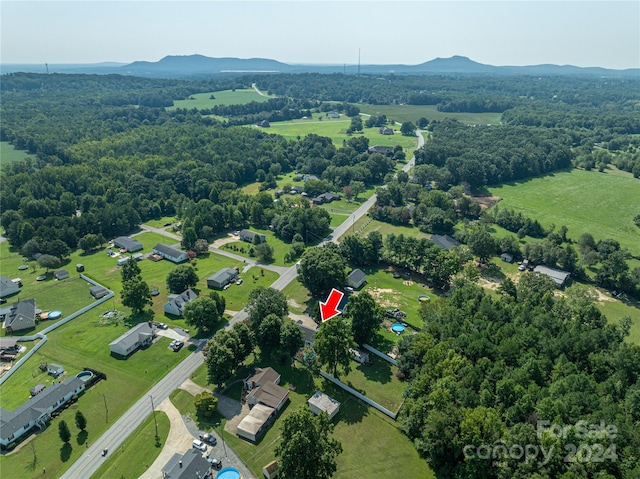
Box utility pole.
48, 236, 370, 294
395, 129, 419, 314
149, 395, 158, 439
358, 48, 361, 76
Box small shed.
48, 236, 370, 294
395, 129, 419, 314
54, 270, 70, 280
116, 257, 131, 267
308, 391, 340, 421
263, 460, 279, 479
30, 384, 46, 396
47, 364, 64, 377
347, 269, 367, 290
500, 253, 514, 263
90, 285, 109, 299
76, 264, 84, 272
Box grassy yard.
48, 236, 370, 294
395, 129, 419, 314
209, 267, 279, 314
167, 89, 273, 110
350, 216, 430, 240
359, 103, 503, 125
341, 358, 405, 413
0, 141, 36, 168
91, 411, 170, 479
217, 227, 294, 266
281, 279, 314, 315
201, 355, 432, 479
489, 168, 640, 256
258, 112, 420, 150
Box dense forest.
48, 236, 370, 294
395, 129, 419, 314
397, 282, 640, 479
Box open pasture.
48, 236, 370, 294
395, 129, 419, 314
358, 103, 503, 125
489, 169, 640, 255
167, 89, 273, 110
0, 141, 36, 168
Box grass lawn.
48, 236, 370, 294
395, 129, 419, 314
91, 411, 170, 479
218, 228, 294, 266
350, 216, 430, 240
210, 267, 279, 313
167, 89, 273, 110
489, 168, 640, 256
594, 296, 640, 345
359, 103, 502, 126
258, 112, 419, 150
281, 279, 313, 315
207, 354, 432, 479
1, 141, 36, 168
143, 216, 178, 229
341, 358, 405, 413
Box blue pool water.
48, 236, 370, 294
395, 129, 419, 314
216, 468, 240, 479
391, 323, 405, 333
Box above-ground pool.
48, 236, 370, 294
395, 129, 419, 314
391, 323, 406, 333
76, 371, 94, 382
48, 311, 62, 320
418, 294, 430, 303
216, 468, 241, 479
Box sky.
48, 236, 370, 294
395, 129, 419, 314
1, 1, 638, 69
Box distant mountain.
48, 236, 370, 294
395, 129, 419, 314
2, 55, 638, 78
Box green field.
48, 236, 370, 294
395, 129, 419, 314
359, 104, 503, 125
0, 141, 36, 167
489, 169, 640, 255
260, 113, 420, 150
187, 355, 432, 479
91, 411, 170, 479
168, 89, 273, 110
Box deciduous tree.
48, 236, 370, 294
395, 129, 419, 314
346, 291, 383, 345
275, 408, 342, 479
58, 420, 71, 444
183, 296, 222, 333
299, 245, 346, 298
166, 265, 199, 294
121, 277, 152, 313
314, 317, 355, 379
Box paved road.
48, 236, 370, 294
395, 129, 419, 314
62, 132, 425, 479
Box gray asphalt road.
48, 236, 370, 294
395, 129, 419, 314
61, 131, 425, 479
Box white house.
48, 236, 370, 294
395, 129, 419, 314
109, 322, 156, 358
237, 404, 274, 443
0, 377, 85, 447
152, 244, 188, 263
163, 289, 198, 317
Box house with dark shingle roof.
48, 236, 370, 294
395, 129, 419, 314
113, 236, 143, 253
0, 276, 19, 298
347, 269, 367, 290
0, 376, 85, 447
533, 265, 571, 289
207, 268, 238, 290
161, 448, 213, 479
430, 234, 461, 250
109, 322, 156, 358
239, 229, 267, 244
153, 244, 187, 263
1, 299, 36, 333
163, 289, 198, 317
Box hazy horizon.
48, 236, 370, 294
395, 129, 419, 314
1, 1, 639, 70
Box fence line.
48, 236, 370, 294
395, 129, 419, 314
362, 343, 399, 366
319, 370, 397, 419
0, 276, 113, 385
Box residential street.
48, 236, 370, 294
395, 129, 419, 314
60, 132, 424, 479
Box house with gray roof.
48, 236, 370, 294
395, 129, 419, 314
109, 322, 156, 358
163, 289, 198, 317
153, 244, 187, 263
430, 234, 461, 250
161, 448, 213, 479
1, 299, 36, 333
347, 269, 367, 290
113, 236, 143, 253
0, 376, 85, 447
207, 268, 238, 290
533, 265, 571, 289
239, 229, 267, 244
0, 276, 20, 298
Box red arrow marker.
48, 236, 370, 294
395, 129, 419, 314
320, 288, 345, 322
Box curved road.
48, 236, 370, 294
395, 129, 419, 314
61, 131, 424, 479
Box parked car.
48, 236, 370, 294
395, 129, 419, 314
207, 456, 222, 469
172, 341, 184, 352
192, 439, 207, 452
236, 278, 243, 285
344, 286, 354, 294
200, 433, 217, 446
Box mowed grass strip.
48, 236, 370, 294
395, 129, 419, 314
359, 103, 502, 125
91, 411, 170, 479
167, 89, 273, 110
489, 169, 640, 255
